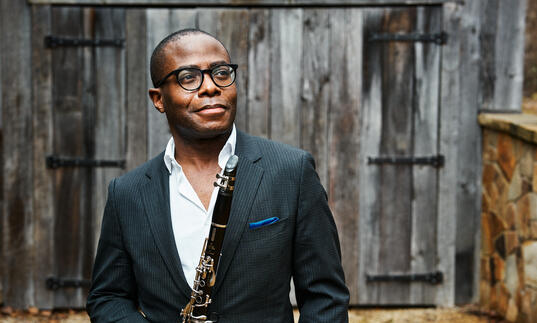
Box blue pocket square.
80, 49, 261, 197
249, 217, 279, 229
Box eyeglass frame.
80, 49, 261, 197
154, 63, 239, 91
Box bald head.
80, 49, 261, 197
149, 29, 230, 87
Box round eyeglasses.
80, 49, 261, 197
155, 64, 238, 91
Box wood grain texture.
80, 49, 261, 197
213, 9, 250, 132
0, 0, 3, 305
359, 6, 445, 305
358, 9, 383, 304
452, 0, 483, 305
270, 9, 302, 147
28, 0, 458, 5
376, 7, 415, 304
435, 2, 461, 307
409, 6, 441, 304
300, 9, 330, 187
247, 9, 270, 138
327, 8, 362, 305
126, 9, 148, 170
0, 0, 33, 308
91, 8, 126, 298
146, 9, 174, 159
31, 4, 55, 309
50, 6, 88, 308
479, 0, 526, 112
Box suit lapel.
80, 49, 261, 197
140, 154, 192, 299
214, 131, 264, 293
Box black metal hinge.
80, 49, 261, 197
46, 277, 91, 290
368, 32, 448, 45
46, 155, 126, 169
367, 155, 445, 168
45, 35, 125, 48
366, 271, 443, 285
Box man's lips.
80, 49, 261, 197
195, 104, 227, 112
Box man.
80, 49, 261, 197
86, 29, 349, 322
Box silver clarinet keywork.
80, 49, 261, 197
180, 155, 239, 323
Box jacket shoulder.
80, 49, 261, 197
112, 151, 165, 189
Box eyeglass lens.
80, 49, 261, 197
177, 65, 236, 91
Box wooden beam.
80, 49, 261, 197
27, 0, 460, 7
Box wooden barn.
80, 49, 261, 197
0, 0, 528, 310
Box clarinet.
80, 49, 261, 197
180, 155, 239, 323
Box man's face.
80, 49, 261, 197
151, 34, 237, 140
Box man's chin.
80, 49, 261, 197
176, 124, 233, 141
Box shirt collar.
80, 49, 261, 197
164, 124, 236, 174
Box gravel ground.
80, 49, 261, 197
0, 306, 501, 323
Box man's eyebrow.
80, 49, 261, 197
174, 61, 230, 71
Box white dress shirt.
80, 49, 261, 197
163, 125, 236, 288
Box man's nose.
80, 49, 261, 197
198, 72, 221, 96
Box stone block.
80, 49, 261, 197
508, 166, 523, 201
481, 256, 491, 281
505, 203, 518, 230
533, 163, 537, 192
531, 220, 537, 239
481, 214, 494, 256
479, 280, 491, 309
505, 297, 518, 322
490, 212, 509, 241
518, 193, 537, 220
505, 253, 519, 296
519, 288, 537, 323
505, 231, 520, 256
520, 149, 534, 179
493, 253, 506, 282
515, 197, 531, 239
496, 282, 510, 316
495, 234, 507, 258
522, 241, 537, 288
484, 145, 498, 162
498, 133, 517, 181
483, 192, 491, 213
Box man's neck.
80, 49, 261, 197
172, 130, 230, 170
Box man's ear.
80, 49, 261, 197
148, 88, 165, 113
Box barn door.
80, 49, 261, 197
44, 6, 125, 308
358, 6, 445, 305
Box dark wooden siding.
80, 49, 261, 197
0, 0, 528, 309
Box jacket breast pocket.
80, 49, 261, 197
241, 216, 289, 242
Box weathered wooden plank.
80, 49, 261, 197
146, 9, 174, 159
126, 9, 148, 170
479, 0, 526, 112
50, 6, 88, 308
376, 7, 415, 304
453, 0, 482, 305
31, 4, 55, 309
1, 0, 34, 308
91, 7, 126, 306
300, 8, 330, 187
358, 8, 383, 304
327, 8, 362, 305
436, 2, 461, 307
0, 0, 3, 305
213, 9, 250, 132
270, 9, 302, 147
247, 9, 270, 138
29, 0, 459, 6
409, 6, 441, 305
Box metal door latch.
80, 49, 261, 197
46, 155, 125, 169
366, 271, 444, 285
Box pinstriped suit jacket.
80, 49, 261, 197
86, 130, 349, 323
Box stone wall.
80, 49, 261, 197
479, 113, 537, 322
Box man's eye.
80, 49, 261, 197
213, 68, 231, 79
178, 71, 199, 83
